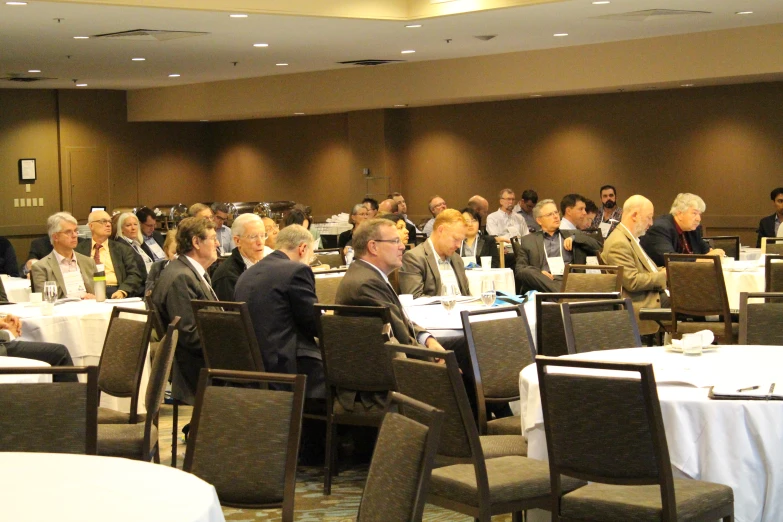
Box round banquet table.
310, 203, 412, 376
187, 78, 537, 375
0, 356, 51, 383
465, 267, 516, 296
0, 452, 225, 522
1, 276, 32, 302
519, 345, 783, 522
722, 262, 765, 310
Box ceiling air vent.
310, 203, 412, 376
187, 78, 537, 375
93, 29, 209, 41
338, 59, 405, 66
593, 9, 711, 22
474, 35, 497, 41
2, 74, 55, 82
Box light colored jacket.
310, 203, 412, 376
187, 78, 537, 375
31, 251, 96, 298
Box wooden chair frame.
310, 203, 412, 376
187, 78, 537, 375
703, 236, 740, 260
313, 248, 345, 268
761, 237, 783, 255
561, 264, 623, 292
738, 291, 783, 345
191, 300, 265, 372
765, 254, 783, 292
534, 292, 620, 356
560, 297, 642, 354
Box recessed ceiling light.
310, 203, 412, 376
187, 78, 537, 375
592, 1, 610, 4
735, 11, 753, 15
554, 33, 569, 37
681, 83, 694, 87
73, 36, 89, 39
401, 50, 416, 54
75, 83, 87, 87
28, 69, 41, 73
229, 14, 248, 18
199, 120, 209, 122
276, 63, 288, 66
405, 24, 422, 28
168, 73, 180, 77
131, 58, 145, 61
5, 2, 28, 5
253, 43, 269, 47
393, 104, 408, 108
530, 94, 543, 97
294, 112, 305, 115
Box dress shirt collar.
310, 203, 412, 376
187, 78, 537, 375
559, 218, 577, 230
183, 255, 207, 279
357, 259, 391, 285
53, 249, 76, 264
241, 253, 257, 269
427, 238, 448, 262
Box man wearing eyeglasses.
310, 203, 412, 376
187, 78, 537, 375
515, 199, 601, 293
75, 210, 143, 298
31, 212, 96, 299
211, 214, 266, 301
486, 188, 529, 243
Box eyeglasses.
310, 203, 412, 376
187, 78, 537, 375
540, 210, 560, 219
371, 237, 402, 245
501, 197, 516, 202
59, 230, 79, 237
242, 234, 267, 241
200, 235, 217, 242
89, 219, 111, 225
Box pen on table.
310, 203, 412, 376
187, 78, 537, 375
769, 383, 776, 395
737, 386, 759, 392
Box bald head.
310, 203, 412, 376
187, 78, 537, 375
87, 210, 113, 242
621, 195, 655, 238
467, 195, 489, 220
378, 199, 398, 214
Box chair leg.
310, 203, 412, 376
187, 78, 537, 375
153, 443, 161, 464
512, 511, 524, 522
171, 401, 178, 468
323, 417, 336, 495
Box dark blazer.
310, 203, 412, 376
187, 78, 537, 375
146, 231, 165, 249
0, 278, 7, 302
211, 247, 247, 302
757, 214, 777, 248
0, 237, 19, 277
151, 256, 215, 404
75, 238, 143, 297
639, 214, 710, 267
27, 236, 54, 262
338, 229, 353, 250
335, 259, 427, 346
459, 233, 501, 268
234, 250, 323, 398
400, 241, 471, 298
514, 229, 601, 276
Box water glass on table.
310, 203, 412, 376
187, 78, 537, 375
441, 283, 458, 313
42, 281, 57, 316
481, 278, 496, 306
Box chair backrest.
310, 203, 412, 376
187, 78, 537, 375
315, 304, 395, 392
387, 344, 484, 464
460, 306, 535, 432
665, 254, 732, 337
0, 366, 98, 454
97, 307, 153, 421
144, 293, 167, 341
357, 392, 444, 522
536, 356, 676, 518
184, 369, 305, 515
314, 248, 344, 269
314, 272, 346, 305
192, 300, 265, 372
765, 254, 783, 292
739, 292, 783, 345
144, 317, 180, 421
561, 298, 642, 354
703, 236, 740, 260
535, 292, 620, 356
761, 237, 783, 255
562, 264, 623, 293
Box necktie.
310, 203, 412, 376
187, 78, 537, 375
202, 272, 219, 301
93, 243, 102, 264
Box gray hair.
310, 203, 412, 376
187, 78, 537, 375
47, 212, 77, 241
276, 224, 314, 251
231, 213, 262, 238
352, 218, 395, 258
351, 203, 366, 216
670, 193, 706, 215
532, 199, 557, 219
115, 212, 143, 244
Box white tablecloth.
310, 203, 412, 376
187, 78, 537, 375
1, 276, 32, 302
465, 267, 515, 296
0, 452, 225, 522
0, 356, 52, 383
404, 298, 536, 335
740, 247, 762, 261
519, 345, 783, 522
723, 264, 765, 310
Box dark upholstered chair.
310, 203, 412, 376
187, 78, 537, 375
314, 271, 347, 305
191, 300, 265, 373
356, 392, 444, 522
761, 237, 783, 255
315, 304, 395, 495
144, 293, 167, 342
388, 344, 584, 521
460, 305, 534, 436
739, 292, 783, 345
536, 356, 734, 522
313, 248, 344, 269
0, 366, 98, 454
98, 318, 179, 462
665, 254, 737, 343
535, 292, 620, 356
96, 307, 154, 425
561, 298, 642, 354
704, 236, 740, 260
183, 369, 305, 520
561, 264, 623, 293
765, 254, 783, 292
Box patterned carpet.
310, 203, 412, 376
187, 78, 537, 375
158, 404, 513, 521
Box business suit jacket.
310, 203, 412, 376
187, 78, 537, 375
151, 256, 215, 404
602, 224, 668, 335
756, 214, 777, 248
212, 247, 247, 302
75, 238, 143, 297
27, 236, 54, 262
459, 233, 501, 268
639, 214, 709, 267
31, 251, 96, 297
514, 230, 601, 291
0, 237, 19, 277
234, 250, 323, 398
400, 241, 471, 298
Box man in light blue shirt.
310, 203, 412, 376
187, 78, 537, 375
212, 203, 235, 255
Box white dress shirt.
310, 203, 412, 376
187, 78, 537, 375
486, 208, 529, 240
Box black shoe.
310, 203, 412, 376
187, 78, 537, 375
182, 423, 190, 442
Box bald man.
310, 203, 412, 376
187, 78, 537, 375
601, 195, 668, 335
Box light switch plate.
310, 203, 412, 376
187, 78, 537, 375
13, 199, 19, 207
25, 184, 31, 193
19, 199, 25, 207
39, 198, 44, 206
26, 198, 32, 206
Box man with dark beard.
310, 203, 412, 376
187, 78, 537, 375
592, 185, 623, 238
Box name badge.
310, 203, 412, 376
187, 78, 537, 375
548, 256, 565, 277
63, 270, 86, 298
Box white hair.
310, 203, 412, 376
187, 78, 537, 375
231, 213, 263, 238
47, 212, 77, 241
115, 212, 143, 244
670, 193, 706, 215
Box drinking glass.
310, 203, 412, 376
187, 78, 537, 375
441, 283, 458, 313
481, 279, 496, 306
42, 281, 57, 316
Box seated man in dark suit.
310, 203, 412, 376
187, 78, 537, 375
212, 214, 267, 301
0, 237, 19, 277
400, 208, 470, 298
639, 193, 724, 266
515, 199, 602, 293
136, 207, 167, 261
151, 217, 218, 405
756, 187, 783, 248
75, 210, 143, 298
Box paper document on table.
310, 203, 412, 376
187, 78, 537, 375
408, 295, 480, 306
709, 382, 783, 400
55, 298, 81, 305
107, 297, 143, 303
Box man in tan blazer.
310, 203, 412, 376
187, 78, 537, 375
400, 208, 471, 298
601, 195, 668, 335
32, 212, 95, 299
